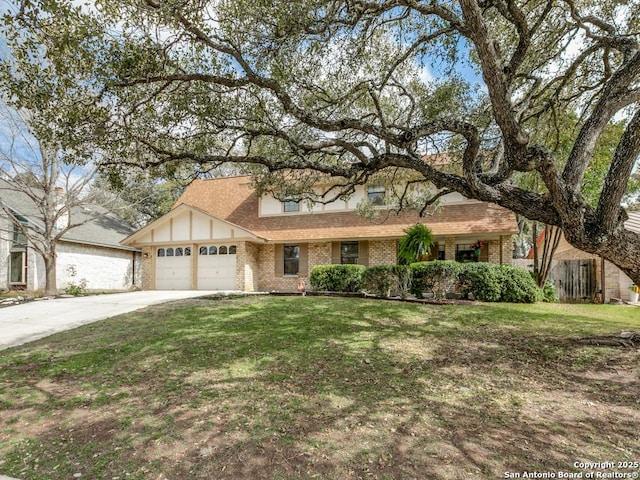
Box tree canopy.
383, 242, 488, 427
3, 0, 640, 282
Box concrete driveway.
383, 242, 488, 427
0, 290, 221, 351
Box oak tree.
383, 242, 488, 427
8, 0, 640, 282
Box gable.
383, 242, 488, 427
121, 204, 265, 247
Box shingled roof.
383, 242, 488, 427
174, 176, 518, 242
0, 178, 138, 251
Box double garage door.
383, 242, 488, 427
155, 244, 237, 290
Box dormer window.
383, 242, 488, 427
283, 197, 300, 213
367, 185, 385, 206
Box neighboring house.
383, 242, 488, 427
0, 180, 142, 292
122, 175, 518, 292
524, 212, 640, 302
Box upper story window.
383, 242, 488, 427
367, 185, 385, 206
283, 197, 300, 213
341, 241, 359, 264
12, 215, 28, 247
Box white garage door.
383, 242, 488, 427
197, 245, 237, 290
156, 247, 191, 290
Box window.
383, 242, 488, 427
12, 216, 28, 246
209, 246, 217, 255
157, 248, 165, 257
367, 185, 385, 206
284, 244, 300, 275
283, 197, 300, 213
9, 251, 25, 284
175, 247, 183, 256
184, 247, 191, 256
199, 246, 208, 255
455, 244, 476, 263
166, 248, 174, 257
341, 241, 359, 264
229, 245, 237, 255
219, 246, 228, 254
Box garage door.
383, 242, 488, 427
197, 244, 237, 290
156, 247, 191, 290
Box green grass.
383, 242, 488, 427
0, 296, 639, 479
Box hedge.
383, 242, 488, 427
361, 265, 412, 298
458, 263, 503, 302
459, 263, 541, 303
499, 265, 542, 303
410, 260, 461, 299
309, 264, 365, 292
361, 265, 395, 297
309, 261, 542, 303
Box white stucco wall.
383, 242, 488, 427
259, 185, 369, 216
1, 214, 141, 292
257, 185, 475, 217
0, 217, 11, 290
55, 243, 141, 291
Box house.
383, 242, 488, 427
121, 175, 518, 291
0, 179, 141, 292
525, 213, 640, 303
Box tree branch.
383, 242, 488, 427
595, 109, 640, 235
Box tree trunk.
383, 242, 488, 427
43, 253, 57, 296
536, 225, 562, 288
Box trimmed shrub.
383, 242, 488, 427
361, 265, 395, 297
309, 264, 365, 292
458, 263, 542, 303
458, 262, 502, 302
410, 260, 461, 298
499, 265, 542, 303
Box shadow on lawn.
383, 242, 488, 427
1, 296, 639, 479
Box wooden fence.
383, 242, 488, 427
549, 259, 597, 303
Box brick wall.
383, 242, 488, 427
444, 237, 456, 260
369, 239, 397, 265
141, 247, 152, 290
488, 239, 501, 264
501, 235, 513, 265
236, 241, 260, 291
257, 244, 294, 291
309, 242, 332, 267
258, 240, 398, 292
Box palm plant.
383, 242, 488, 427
398, 223, 434, 265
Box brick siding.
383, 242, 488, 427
368, 239, 397, 265
501, 235, 513, 265
236, 241, 260, 291
141, 247, 152, 290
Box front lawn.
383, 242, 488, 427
0, 296, 639, 479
